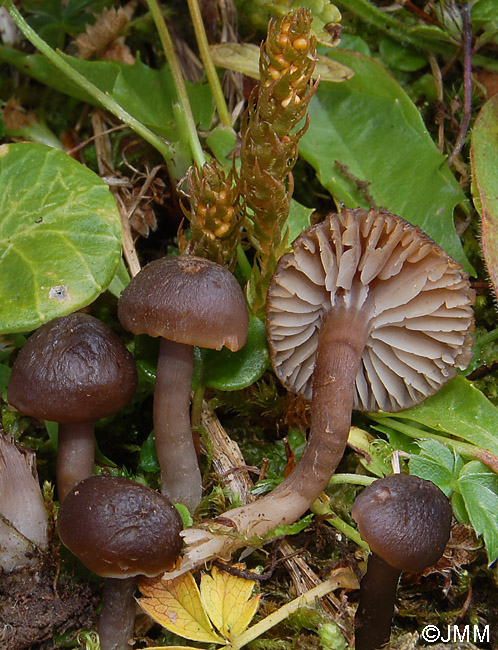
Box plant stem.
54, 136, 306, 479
371, 415, 498, 473
146, 0, 206, 168
327, 473, 376, 487
232, 572, 351, 650
187, 0, 233, 128
4, 1, 175, 167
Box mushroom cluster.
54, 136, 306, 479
175, 207, 474, 571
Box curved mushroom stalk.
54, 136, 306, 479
164, 208, 474, 573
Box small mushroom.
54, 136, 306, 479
7, 313, 137, 500
58, 475, 183, 650
174, 208, 474, 570
351, 473, 452, 650
118, 255, 248, 512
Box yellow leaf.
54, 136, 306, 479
200, 565, 260, 641
138, 574, 224, 644
146, 647, 207, 650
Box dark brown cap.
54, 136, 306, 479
8, 313, 137, 424
352, 474, 452, 572
266, 208, 474, 412
58, 476, 183, 578
118, 256, 248, 351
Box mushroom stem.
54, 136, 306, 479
354, 553, 401, 650
57, 422, 95, 501
154, 338, 202, 512
179, 308, 371, 562
98, 576, 137, 650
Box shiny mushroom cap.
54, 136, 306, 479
7, 313, 137, 424
118, 256, 249, 351
352, 474, 452, 572
266, 208, 474, 412
58, 476, 183, 578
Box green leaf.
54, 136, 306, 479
139, 431, 160, 473
299, 49, 473, 273
457, 461, 498, 564
373, 376, 498, 458
0, 142, 121, 333
379, 36, 428, 71
471, 94, 498, 299
263, 513, 314, 541
192, 316, 269, 391
409, 440, 459, 496
286, 200, 313, 243
0, 47, 213, 148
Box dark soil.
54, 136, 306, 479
0, 560, 97, 650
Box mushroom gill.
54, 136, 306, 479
268, 208, 474, 412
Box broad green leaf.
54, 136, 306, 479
287, 199, 313, 243
457, 461, 498, 564
0, 47, 213, 144
138, 573, 224, 644
379, 36, 428, 71
299, 49, 472, 273
200, 565, 259, 641
471, 94, 498, 298
373, 376, 498, 458
409, 440, 459, 496
0, 143, 121, 333
192, 316, 269, 391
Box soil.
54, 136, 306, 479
0, 560, 97, 650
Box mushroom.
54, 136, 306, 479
0, 430, 48, 573
351, 473, 452, 650
58, 475, 183, 650
117, 255, 249, 512
7, 313, 137, 500
173, 207, 474, 570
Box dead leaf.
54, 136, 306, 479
75, 7, 134, 63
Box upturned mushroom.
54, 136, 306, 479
58, 475, 183, 650
118, 255, 249, 512
174, 207, 474, 570
351, 473, 452, 650
7, 313, 137, 500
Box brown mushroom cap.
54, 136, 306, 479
352, 474, 452, 572
7, 313, 137, 424
118, 256, 248, 351
267, 208, 474, 412
58, 476, 183, 578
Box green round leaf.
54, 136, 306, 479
192, 316, 269, 391
0, 143, 122, 333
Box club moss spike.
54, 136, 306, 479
240, 8, 318, 317
180, 161, 244, 270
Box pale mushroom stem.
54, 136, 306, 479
57, 422, 95, 501
354, 553, 401, 650
154, 338, 202, 512
98, 576, 137, 650
179, 307, 371, 563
